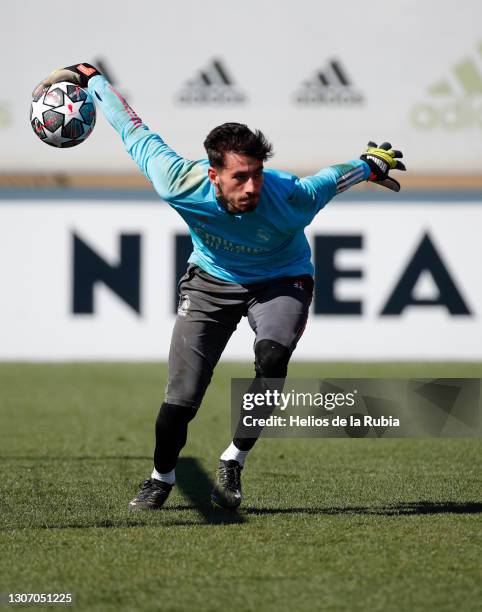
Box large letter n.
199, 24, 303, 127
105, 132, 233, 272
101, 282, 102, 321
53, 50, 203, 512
72, 233, 141, 315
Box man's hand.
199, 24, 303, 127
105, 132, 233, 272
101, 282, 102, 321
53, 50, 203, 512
32, 63, 101, 99
360, 141, 406, 192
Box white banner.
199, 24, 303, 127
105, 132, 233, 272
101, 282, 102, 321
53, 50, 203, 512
0, 199, 480, 360
1, 1, 482, 172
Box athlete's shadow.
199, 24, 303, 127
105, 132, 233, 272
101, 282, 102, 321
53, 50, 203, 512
242, 501, 482, 516
3, 456, 479, 528
175, 458, 482, 522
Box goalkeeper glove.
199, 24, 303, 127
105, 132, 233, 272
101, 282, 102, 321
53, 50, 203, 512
32, 63, 101, 99
360, 141, 406, 192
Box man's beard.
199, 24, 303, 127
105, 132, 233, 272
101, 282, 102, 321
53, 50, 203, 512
217, 183, 257, 214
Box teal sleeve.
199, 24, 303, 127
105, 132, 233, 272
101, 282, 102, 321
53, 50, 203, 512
87, 75, 205, 200
295, 159, 370, 217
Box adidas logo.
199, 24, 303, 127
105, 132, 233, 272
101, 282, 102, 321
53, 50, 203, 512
176, 59, 247, 105
410, 41, 482, 130
294, 59, 363, 105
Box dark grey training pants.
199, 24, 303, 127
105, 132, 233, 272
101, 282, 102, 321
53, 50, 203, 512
165, 265, 314, 408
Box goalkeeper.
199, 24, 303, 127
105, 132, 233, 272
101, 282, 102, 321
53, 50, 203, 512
34, 64, 406, 511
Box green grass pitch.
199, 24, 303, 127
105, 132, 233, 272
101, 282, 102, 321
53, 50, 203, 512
0, 362, 481, 611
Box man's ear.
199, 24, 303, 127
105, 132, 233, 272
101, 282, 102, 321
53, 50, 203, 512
208, 167, 219, 185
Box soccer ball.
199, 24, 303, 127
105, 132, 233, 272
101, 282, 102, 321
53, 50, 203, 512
30, 81, 96, 148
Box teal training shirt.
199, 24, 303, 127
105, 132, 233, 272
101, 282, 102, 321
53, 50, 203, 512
88, 75, 370, 283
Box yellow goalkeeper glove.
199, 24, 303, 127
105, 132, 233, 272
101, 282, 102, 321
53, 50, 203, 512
360, 141, 406, 192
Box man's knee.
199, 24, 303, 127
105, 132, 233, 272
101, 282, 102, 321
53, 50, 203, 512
165, 373, 210, 410
156, 402, 198, 430
254, 339, 291, 378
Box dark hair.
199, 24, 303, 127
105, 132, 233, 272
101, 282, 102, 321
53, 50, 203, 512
203, 122, 273, 168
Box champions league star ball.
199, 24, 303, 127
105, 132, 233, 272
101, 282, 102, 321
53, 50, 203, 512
30, 81, 96, 148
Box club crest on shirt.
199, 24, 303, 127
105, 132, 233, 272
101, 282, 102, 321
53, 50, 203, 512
256, 228, 271, 242
178, 294, 191, 317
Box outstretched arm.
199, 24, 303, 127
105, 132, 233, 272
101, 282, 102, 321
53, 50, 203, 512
32, 63, 205, 201
293, 141, 406, 221
293, 159, 370, 221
